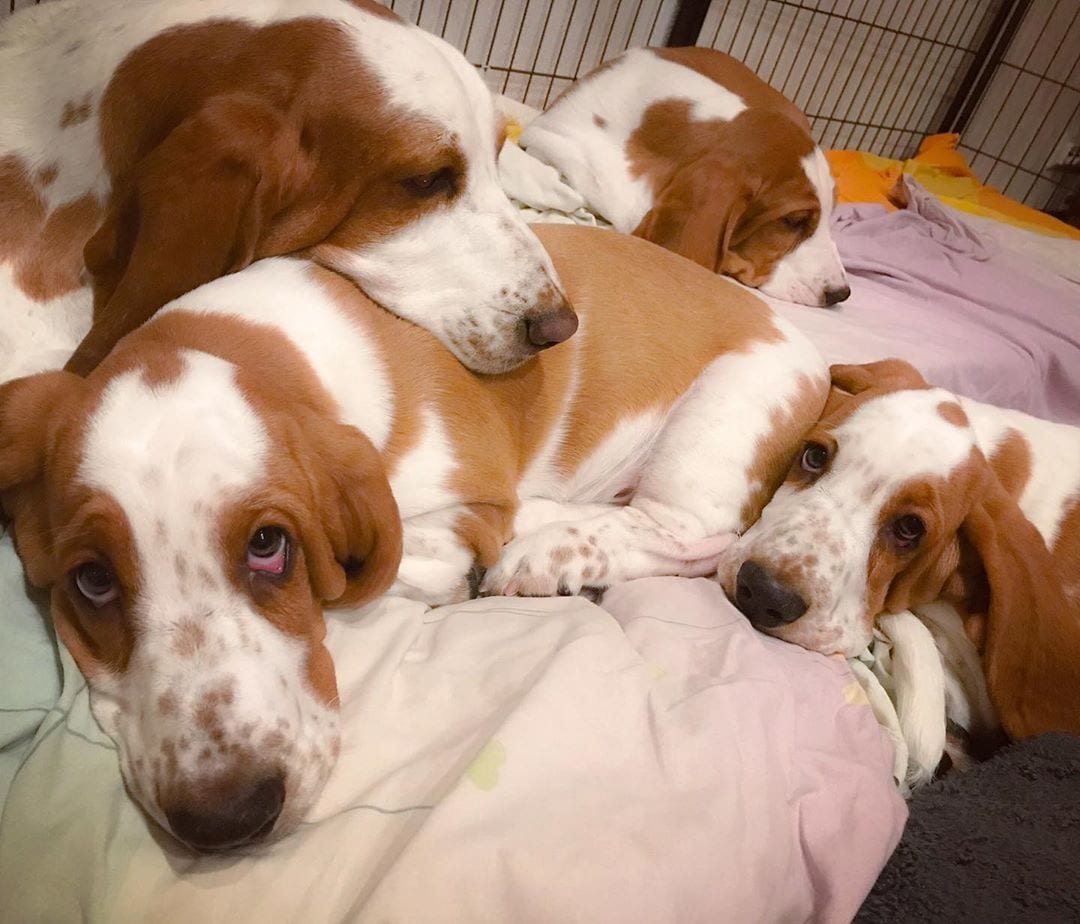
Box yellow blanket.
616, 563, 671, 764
827, 134, 1080, 241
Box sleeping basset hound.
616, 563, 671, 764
519, 46, 850, 307
0, 0, 572, 381
720, 359, 1080, 752
0, 225, 827, 853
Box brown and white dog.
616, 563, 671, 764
0, 225, 826, 853
0, 0, 572, 381
720, 360, 1080, 750
520, 46, 849, 307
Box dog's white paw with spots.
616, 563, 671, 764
480, 525, 611, 597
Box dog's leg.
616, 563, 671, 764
483, 335, 827, 596
390, 503, 515, 606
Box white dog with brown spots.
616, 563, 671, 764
0, 0, 573, 382
0, 225, 826, 853
720, 359, 1080, 763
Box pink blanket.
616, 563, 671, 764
770, 178, 1080, 425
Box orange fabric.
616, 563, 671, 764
827, 133, 1080, 241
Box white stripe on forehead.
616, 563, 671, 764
79, 351, 268, 531
834, 389, 976, 481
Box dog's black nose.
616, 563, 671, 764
524, 307, 578, 348
823, 284, 851, 306
734, 561, 808, 628
166, 775, 285, 851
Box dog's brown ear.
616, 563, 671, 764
0, 371, 85, 586
829, 360, 930, 396
961, 471, 1080, 739
633, 155, 747, 272
67, 93, 314, 376
299, 417, 402, 609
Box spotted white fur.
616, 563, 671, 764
519, 47, 847, 306
0, 0, 564, 382
78, 352, 339, 842
721, 386, 1080, 658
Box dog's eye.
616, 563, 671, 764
891, 515, 926, 550
800, 442, 830, 474
402, 167, 456, 198
781, 211, 812, 232
73, 561, 120, 607
248, 527, 289, 575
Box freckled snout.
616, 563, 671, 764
734, 560, 808, 628
165, 773, 285, 852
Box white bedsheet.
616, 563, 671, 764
0, 528, 903, 923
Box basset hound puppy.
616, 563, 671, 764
0, 225, 826, 854
519, 46, 850, 307
720, 359, 1080, 753
0, 0, 572, 381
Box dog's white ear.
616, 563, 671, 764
961, 469, 1080, 739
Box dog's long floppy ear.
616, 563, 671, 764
961, 470, 1080, 739
0, 371, 85, 586
829, 360, 931, 396
300, 417, 403, 609
632, 155, 747, 272
66, 93, 314, 376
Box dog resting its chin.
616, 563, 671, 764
0, 0, 573, 383
721, 359, 1080, 757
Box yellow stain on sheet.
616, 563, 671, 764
466, 739, 507, 791
843, 681, 870, 707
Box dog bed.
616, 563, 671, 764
857, 732, 1080, 922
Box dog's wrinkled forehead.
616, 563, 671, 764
352, 22, 499, 166
80, 352, 268, 526
825, 389, 978, 485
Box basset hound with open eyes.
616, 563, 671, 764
519, 46, 850, 308
0, 225, 827, 854
720, 359, 1080, 751
0, 0, 573, 381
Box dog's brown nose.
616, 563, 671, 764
734, 560, 808, 628
823, 284, 851, 306
525, 305, 578, 348
165, 775, 285, 852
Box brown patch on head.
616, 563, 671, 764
59, 95, 93, 128
593, 114, 608, 129
741, 373, 829, 525
651, 47, 811, 133
627, 100, 817, 283
937, 401, 968, 428
987, 428, 1032, 499
174, 620, 206, 658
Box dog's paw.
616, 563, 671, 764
480, 526, 610, 597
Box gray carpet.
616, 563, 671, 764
857, 733, 1080, 923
